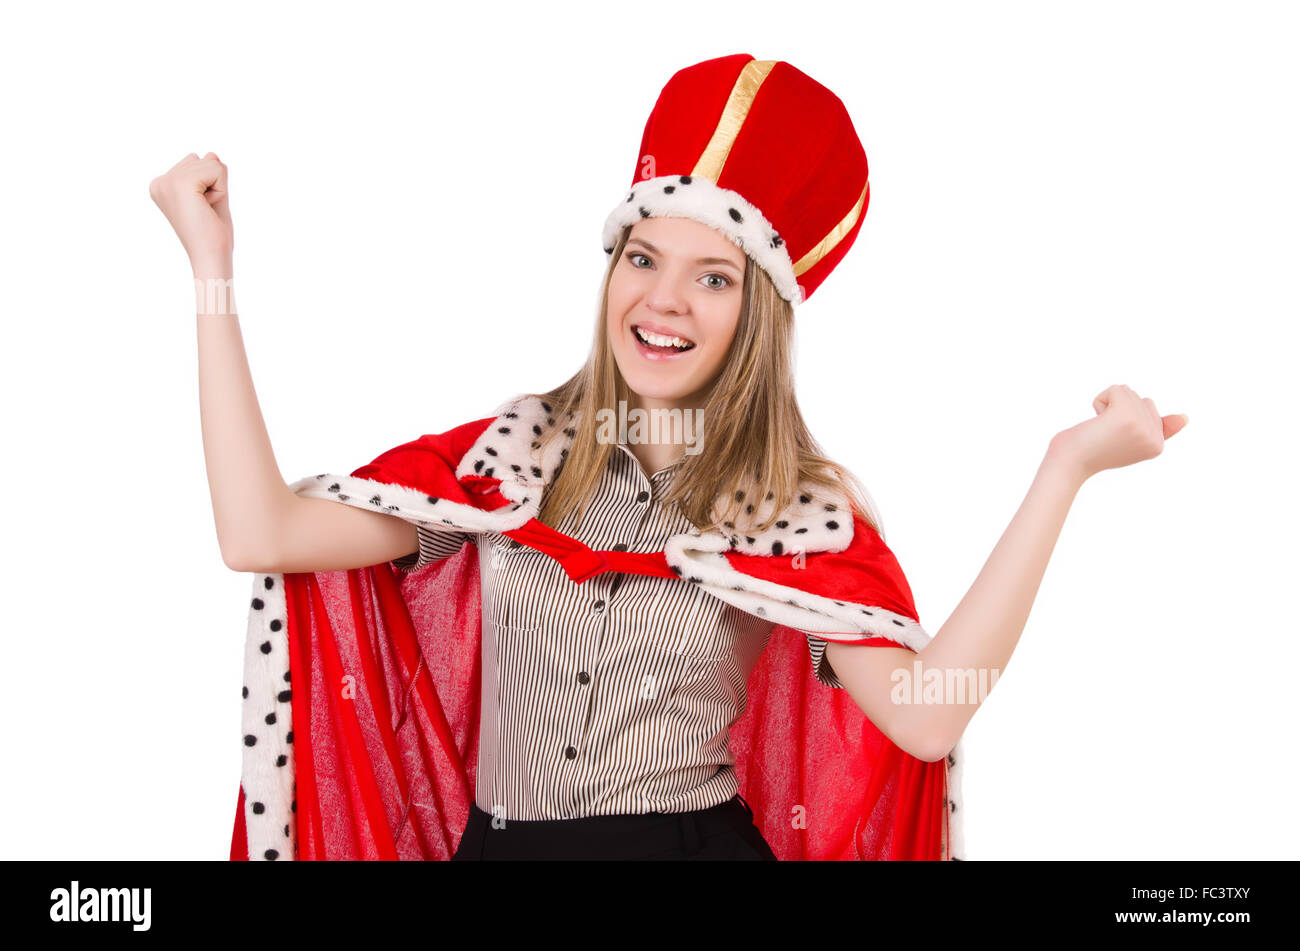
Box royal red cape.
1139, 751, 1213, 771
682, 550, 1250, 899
228, 395, 966, 861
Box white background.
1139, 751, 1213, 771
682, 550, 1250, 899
1, 0, 1295, 860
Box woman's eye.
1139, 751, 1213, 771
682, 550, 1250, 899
625, 253, 730, 289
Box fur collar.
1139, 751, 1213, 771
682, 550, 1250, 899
452, 394, 858, 557
287, 393, 924, 649
293, 394, 856, 554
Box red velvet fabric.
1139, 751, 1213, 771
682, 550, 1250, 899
627, 52, 871, 302
229, 540, 949, 861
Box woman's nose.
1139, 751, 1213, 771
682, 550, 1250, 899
647, 272, 689, 313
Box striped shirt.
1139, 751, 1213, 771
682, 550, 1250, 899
390, 442, 844, 820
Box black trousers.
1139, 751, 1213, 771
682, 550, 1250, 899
450, 793, 778, 861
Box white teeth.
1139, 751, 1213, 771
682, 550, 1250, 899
634, 326, 694, 349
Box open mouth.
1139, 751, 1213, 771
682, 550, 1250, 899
632, 324, 696, 355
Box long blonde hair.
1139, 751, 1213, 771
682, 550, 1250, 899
525, 222, 882, 539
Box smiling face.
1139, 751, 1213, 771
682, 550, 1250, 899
606, 216, 747, 412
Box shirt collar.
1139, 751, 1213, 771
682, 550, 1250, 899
613, 442, 683, 484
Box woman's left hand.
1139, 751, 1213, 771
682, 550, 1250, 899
1050, 384, 1189, 482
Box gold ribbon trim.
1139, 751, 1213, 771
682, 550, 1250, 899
690, 59, 778, 182
792, 180, 869, 277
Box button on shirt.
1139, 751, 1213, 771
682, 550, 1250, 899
391, 443, 844, 820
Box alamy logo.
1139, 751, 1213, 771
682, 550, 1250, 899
49, 880, 151, 931
594, 400, 703, 455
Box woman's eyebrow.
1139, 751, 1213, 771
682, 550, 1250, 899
626, 238, 743, 272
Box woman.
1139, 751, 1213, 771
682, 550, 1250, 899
151, 54, 1187, 861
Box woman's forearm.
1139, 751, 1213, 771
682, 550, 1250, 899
829, 385, 1184, 761
194, 258, 294, 568
905, 438, 1087, 756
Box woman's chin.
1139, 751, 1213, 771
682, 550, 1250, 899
620, 370, 697, 404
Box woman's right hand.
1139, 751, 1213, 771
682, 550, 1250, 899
149, 152, 234, 276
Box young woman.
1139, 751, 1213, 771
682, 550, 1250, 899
151, 54, 1187, 861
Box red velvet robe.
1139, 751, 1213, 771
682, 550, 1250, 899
228, 395, 966, 861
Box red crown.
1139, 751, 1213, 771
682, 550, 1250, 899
602, 53, 870, 305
